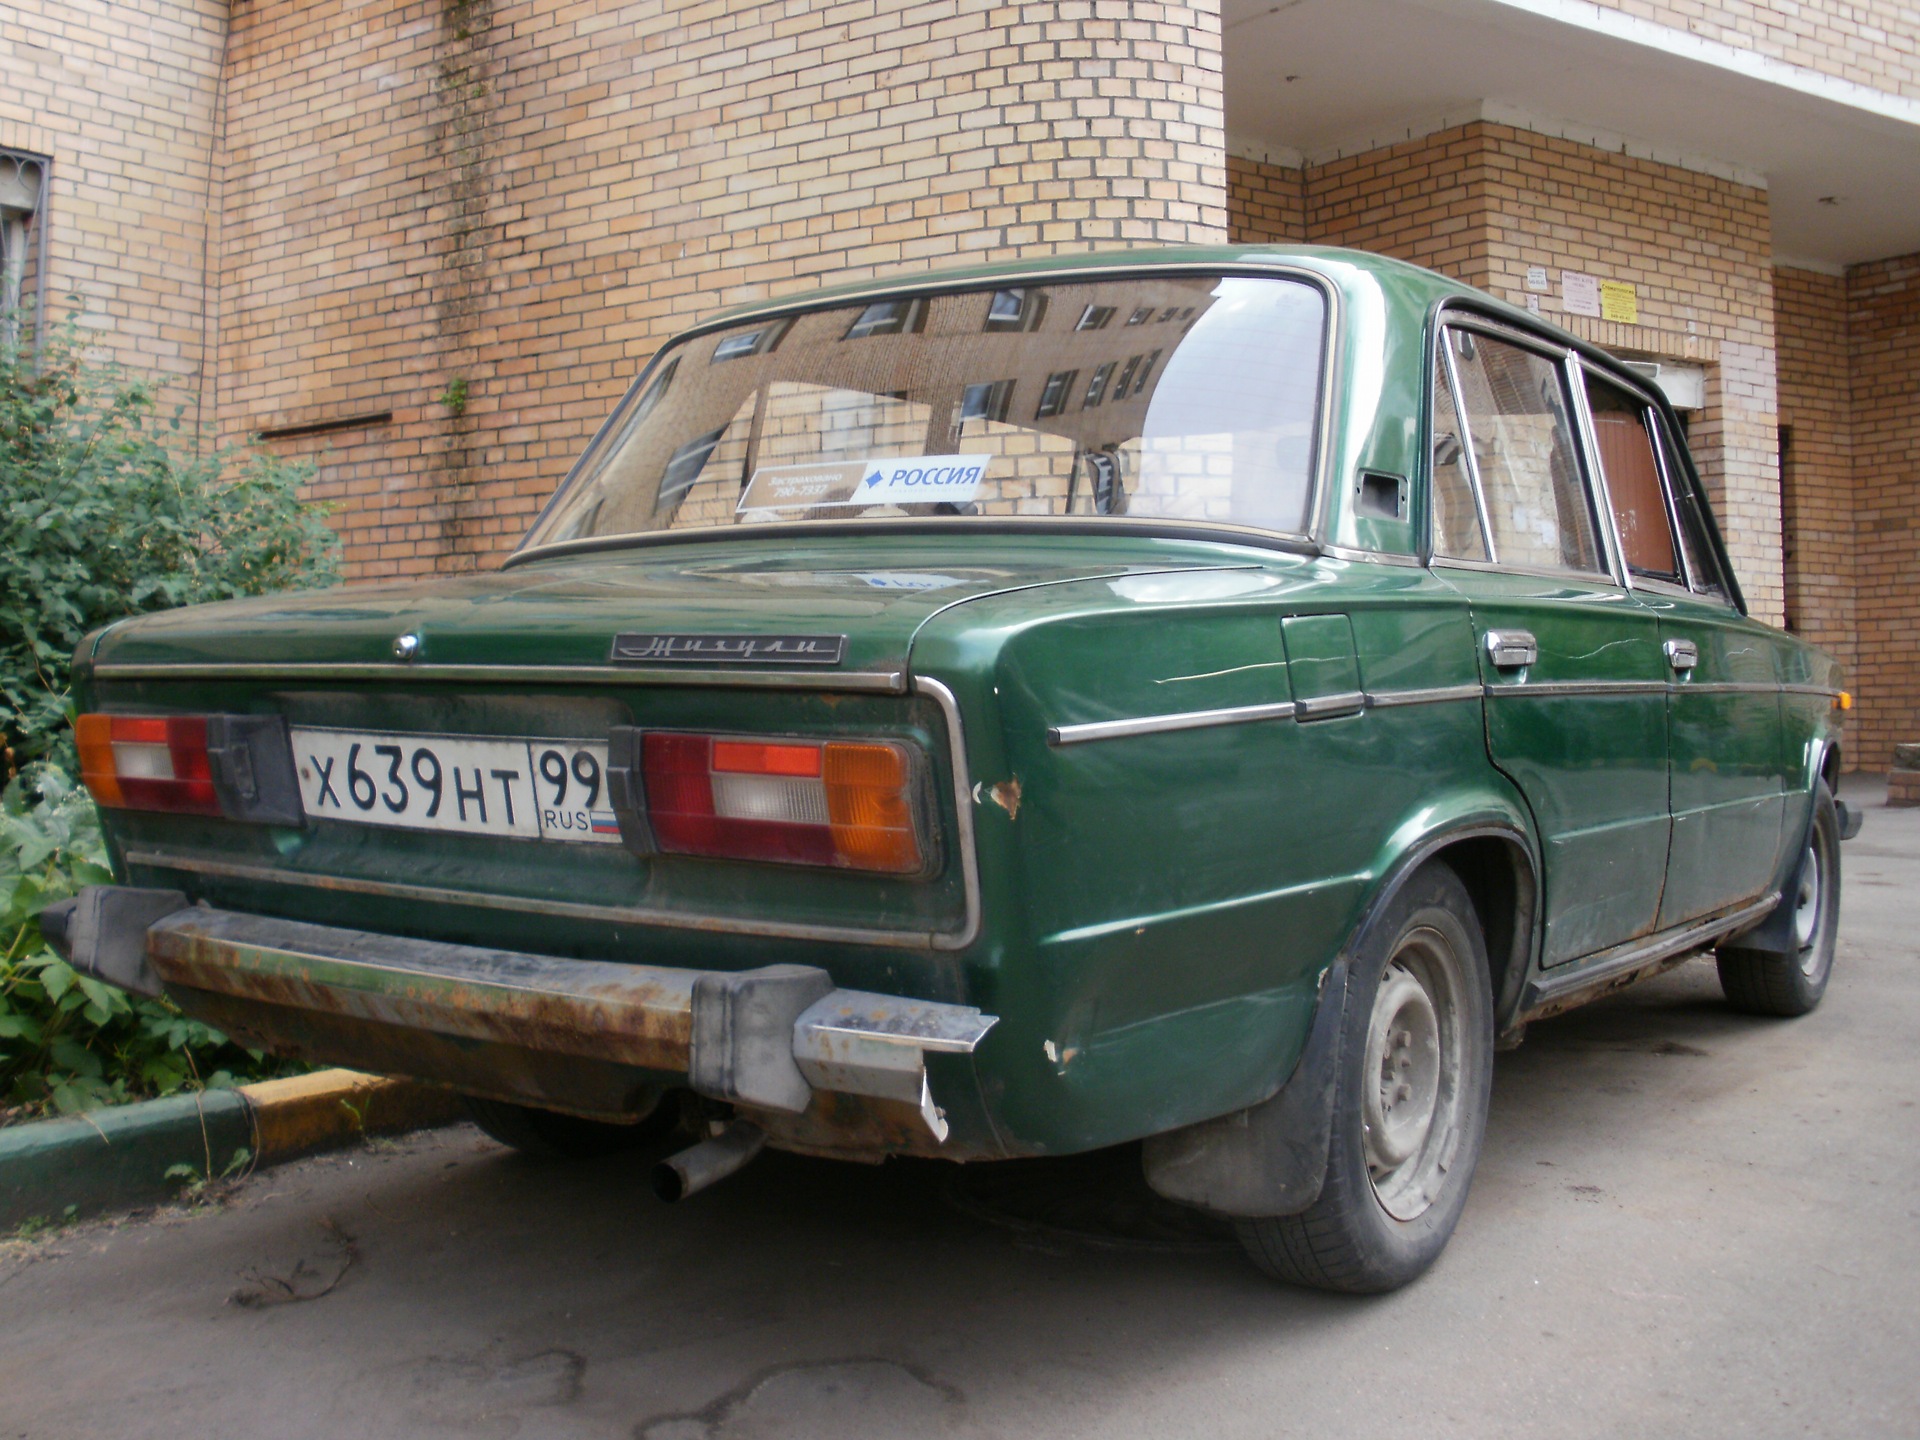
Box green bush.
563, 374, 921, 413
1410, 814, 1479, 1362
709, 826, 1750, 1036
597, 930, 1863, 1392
0, 317, 339, 1116
2, 320, 339, 766
0, 767, 286, 1115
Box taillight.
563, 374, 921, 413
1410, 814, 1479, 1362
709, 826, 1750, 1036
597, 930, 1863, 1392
76, 712, 304, 825
76, 714, 221, 815
640, 733, 925, 874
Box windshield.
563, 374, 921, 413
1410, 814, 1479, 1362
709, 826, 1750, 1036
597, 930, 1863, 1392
522, 273, 1328, 549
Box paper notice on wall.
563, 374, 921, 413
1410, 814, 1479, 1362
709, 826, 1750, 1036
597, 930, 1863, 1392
1525, 295, 1541, 315
1600, 280, 1639, 325
1561, 271, 1601, 317
1526, 266, 1550, 293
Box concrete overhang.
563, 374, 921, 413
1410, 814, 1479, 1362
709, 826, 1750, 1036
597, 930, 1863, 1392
1223, 0, 1920, 268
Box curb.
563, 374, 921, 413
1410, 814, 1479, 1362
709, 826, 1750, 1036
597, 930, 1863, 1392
0, 1070, 462, 1230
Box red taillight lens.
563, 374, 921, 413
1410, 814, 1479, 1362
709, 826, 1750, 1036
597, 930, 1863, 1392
641, 733, 924, 874
75, 714, 221, 815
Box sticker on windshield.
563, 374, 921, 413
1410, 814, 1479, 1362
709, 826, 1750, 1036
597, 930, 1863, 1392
738, 455, 989, 512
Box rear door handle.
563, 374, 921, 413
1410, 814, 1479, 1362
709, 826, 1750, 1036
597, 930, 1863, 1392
1665, 638, 1699, 672
1484, 630, 1538, 669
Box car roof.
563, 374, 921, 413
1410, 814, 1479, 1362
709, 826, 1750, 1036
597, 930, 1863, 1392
700, 243, 1506, 330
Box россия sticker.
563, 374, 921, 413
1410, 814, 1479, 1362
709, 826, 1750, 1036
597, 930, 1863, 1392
738, 455, 989, 512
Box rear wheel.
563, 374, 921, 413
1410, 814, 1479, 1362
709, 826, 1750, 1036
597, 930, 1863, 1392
1237, 864, 1494, 1294
1718, 781, 1841, 1018
463, 1092, 679, 1160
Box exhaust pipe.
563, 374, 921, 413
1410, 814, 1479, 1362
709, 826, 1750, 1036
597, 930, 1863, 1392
653, 1122, 766, 1203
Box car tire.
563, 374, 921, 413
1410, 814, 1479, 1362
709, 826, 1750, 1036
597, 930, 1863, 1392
1717, 781, 1841, 1018
463, 1091, 680, 1160
1236, 863, 1494, 1294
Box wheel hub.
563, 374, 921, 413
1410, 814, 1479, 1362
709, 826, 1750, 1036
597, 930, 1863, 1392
1360, 928, 1467, 1222
1794, 839, 1822, 962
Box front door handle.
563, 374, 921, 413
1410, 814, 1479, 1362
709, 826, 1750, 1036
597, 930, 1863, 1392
1665, 638, 1699, 673
1484, 629, 1538, 669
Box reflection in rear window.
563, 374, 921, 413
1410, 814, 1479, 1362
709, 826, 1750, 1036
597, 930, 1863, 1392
524, 274, 1327, 549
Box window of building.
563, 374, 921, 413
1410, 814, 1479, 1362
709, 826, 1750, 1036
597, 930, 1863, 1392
1034, 370, 1077, 419
1, 149, 48, 352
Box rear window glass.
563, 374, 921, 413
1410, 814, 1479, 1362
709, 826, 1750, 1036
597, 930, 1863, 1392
523, 275, 1327, 548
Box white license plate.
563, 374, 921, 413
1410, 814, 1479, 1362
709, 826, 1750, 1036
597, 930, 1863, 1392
289, 728, 623, 845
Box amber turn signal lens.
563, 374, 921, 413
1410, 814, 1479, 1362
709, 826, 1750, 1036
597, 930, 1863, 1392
1835, 691, 1853, 711
824, 743, 920, 873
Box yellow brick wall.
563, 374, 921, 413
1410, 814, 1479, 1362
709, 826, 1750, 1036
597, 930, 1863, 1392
0, 0, 225, 414
219, 0, 1229, 580
1588, 0, 1919, 102
1846, 251, 1920, 767
1224, 123, 1785, 622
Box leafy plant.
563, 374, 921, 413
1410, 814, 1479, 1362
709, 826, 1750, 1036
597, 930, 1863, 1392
0, 317, 340, 767
0, 766, 291, 1117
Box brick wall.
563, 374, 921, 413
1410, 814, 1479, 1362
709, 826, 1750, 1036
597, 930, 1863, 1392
1224, 122, 1785, 621
1225, 154, 1303, 243
0, 0, 224, 412
1589, 0, 1919, 102
1847, 251, 1920, 767
220, 0, 1229, 580
1772, 264, 1856, 757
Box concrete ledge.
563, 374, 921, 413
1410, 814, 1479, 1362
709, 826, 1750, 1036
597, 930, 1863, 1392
0, 1070, 461, 1230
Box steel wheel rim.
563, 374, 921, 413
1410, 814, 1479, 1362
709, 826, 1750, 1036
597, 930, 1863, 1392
1794, 838, 1823, 969
1362, 927, 1466, 1222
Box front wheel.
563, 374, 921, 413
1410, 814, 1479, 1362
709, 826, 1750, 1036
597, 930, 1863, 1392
1237, 863, 1494, 1294
1718, 781, 1841, 1017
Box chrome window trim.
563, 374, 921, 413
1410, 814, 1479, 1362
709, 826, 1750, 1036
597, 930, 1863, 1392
511, 261, 1344, 569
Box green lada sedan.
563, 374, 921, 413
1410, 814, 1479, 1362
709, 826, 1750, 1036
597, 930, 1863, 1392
47, 246, 1855, 1293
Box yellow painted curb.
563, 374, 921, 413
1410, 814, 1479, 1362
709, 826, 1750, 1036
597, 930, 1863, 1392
240, 1069, 463, 1164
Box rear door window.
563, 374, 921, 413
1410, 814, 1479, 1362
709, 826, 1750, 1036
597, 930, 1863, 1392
1442, 328, 1607, 577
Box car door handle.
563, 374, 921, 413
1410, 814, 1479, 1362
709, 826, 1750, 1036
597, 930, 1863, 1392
1484, 630, 1538, 669
1665, 638, 1699, 672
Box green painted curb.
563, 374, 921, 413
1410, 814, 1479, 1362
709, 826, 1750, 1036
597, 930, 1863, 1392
0, 1090, 254, 1230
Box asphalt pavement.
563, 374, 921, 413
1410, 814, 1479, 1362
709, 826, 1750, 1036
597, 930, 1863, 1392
3, 775, 1913, 1439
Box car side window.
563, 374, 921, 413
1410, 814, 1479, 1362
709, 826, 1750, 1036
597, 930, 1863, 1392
1444, 328, 1607, 577
1583, 372, 1682, 584
1429, 349, 1489, 561
1648, 409, 1731, 601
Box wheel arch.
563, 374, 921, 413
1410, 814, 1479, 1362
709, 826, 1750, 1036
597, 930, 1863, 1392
1354, 804, 1540, 1037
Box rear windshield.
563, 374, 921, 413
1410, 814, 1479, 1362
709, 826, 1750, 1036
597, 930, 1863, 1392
522, 273, 1328, 549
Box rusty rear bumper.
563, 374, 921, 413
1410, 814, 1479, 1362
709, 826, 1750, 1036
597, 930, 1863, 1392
47, 887, 997, 1145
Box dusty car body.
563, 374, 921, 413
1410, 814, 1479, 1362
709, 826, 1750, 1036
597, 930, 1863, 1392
50, 247, 1850, 1290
